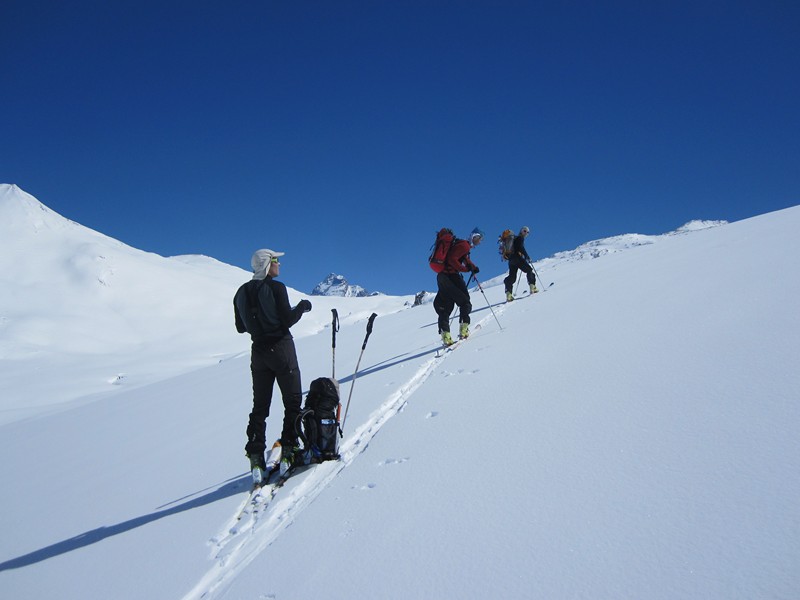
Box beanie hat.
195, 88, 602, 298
470, 227, 485, 242
250, 248, 285, 280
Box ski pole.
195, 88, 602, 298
473, 275, 503, 330
528, 261, 549, 289
514, 270, 522, 295
331, 309, 339, 379
332, 308, 343, 430
450, 273, 474, 327
341, 313, 378, 433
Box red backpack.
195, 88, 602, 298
428, 228, 455, 272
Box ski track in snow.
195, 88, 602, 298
182, 309, 505, 600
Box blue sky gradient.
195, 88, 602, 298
3, 1, 798, 295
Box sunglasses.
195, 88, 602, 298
270, 258, 280, 264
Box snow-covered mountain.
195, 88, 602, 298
0, 184, 408, 424
546, 219, 727, 263
1, 184, 798, 600
0, 184, 251, 421
311, 272, 375, 297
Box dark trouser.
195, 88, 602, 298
434, 272, 472, 333
504, 256, 535, 293
245, 335, 302, 456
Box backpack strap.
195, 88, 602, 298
244, 279, 270, 338
246, 279, 264, 314
295, 408, 317, 450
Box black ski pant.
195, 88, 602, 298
245, 335, 302, 456
504, 256, 535, 293
434, 272, 472, 333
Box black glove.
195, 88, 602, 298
298, 299, 312, 313
471, 266, 480, 274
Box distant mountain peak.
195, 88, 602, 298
311, 273, 371, 297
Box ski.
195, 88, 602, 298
529, 281, 555, 295
438, 323, 481, 355
440, 338, 466, 354
235, 466, 280, 521
510, 281, 555, 301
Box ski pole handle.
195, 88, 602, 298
362, 313, 377, 349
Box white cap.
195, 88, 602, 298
251, 248, 285, 280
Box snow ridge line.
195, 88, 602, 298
182, 311, 500, 600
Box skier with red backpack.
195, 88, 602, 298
430, 227, 484, 346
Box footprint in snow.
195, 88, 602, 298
351, 483, 377, 491
442, 368, 479, 378
380, 457, 410, 466
426, 411, 439, 419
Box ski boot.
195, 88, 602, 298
280, 443, 302, 477
248, 452, 267, 486
441, 331, 455, 346
459, 322, 469, 339
265, 440, 282, 472
506, 291, 514, 302
530, 283, 539, 294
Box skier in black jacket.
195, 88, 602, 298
503, 226, 537, 301
234, 248, 311, 479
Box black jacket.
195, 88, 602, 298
234, 277, 304, 346
511, 235, 531, 262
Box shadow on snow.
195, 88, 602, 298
0, 474, 251, 572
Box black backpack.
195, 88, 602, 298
240, 279, 269, 336
296, 377, 341, 462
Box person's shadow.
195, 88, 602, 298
0, 474, 250, 571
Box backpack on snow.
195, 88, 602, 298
428, 228, 455, 272
498, 229, 515, 261
296, 377, 341, 462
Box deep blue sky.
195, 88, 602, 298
3, 1, 798, 295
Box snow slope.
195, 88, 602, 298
0, 184, 407, 425
0, 186, 798, 599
